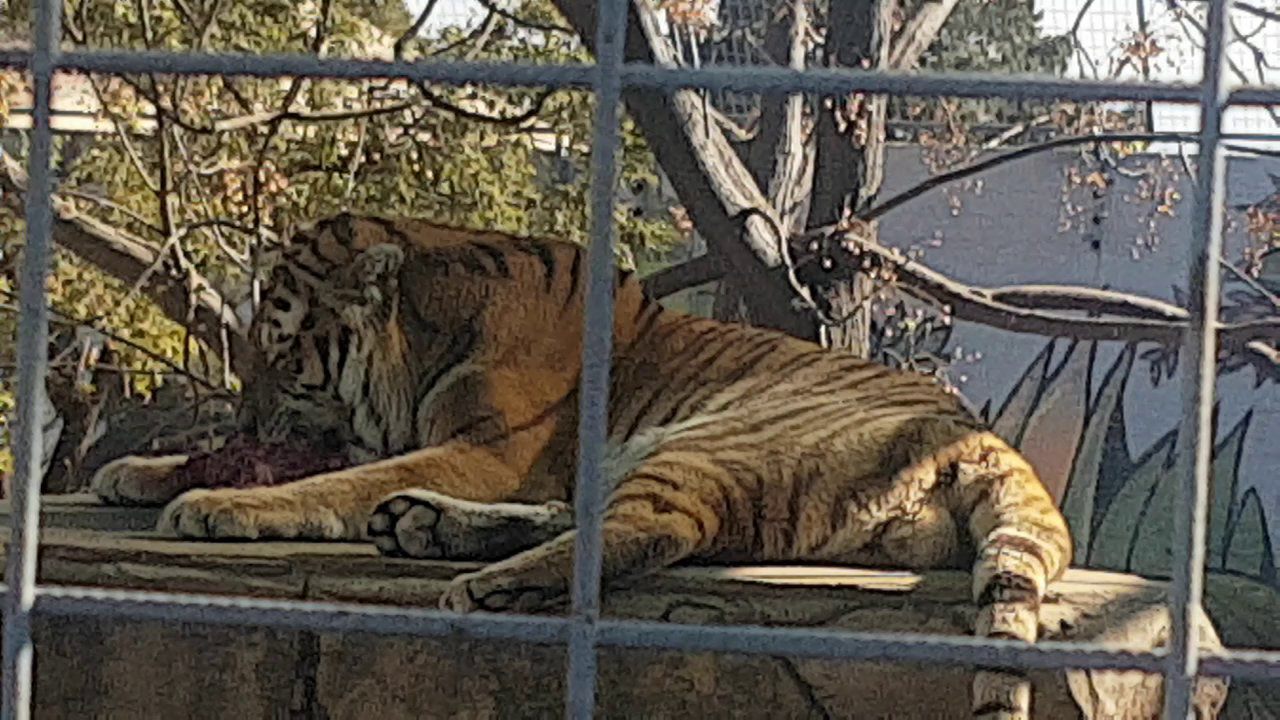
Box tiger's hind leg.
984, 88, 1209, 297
944, 431, 1073, 720
437, 449, 727, 613
368, 490, 574, 561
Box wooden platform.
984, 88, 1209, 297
0, 494, 1276, 719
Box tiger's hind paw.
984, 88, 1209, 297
972, 669, 1031, 720
157, 487, 344, 540
437, 567, 559, 614
368, 489, 573, 562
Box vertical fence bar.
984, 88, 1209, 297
566, 0, 630, 713
1162, 0, 1232, 716
1, 0, 62, 717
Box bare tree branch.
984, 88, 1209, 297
1247, 340, 1280, 365
807, 230, 1280, 348
473, 0, 573, 34
57, 188, 165, 235
551, 0, 786, 269
1181, 0, 1280, 23
642, 253, 724, 298
802, 0, 898, 353
0, 151, 249, 371
551, 0, 824, 337
211, 101, 417, 132
982, 284, 1187, 320
888, 0, 962, 71
0, 292, 228, 393
807, 0, 895, 226
644, 230, 1280, 361
766, 0, 815, 235
861, 130, 1278, 222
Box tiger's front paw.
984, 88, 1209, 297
157, 488, 339, 540
91, 454, 192, 507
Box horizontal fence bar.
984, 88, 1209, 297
0, 48, 1274, 107
36, 586, 574, 644
594, 618, 1171, 674
0, 585, 1216, 672
25, 584, 1280, 678
621, 65, 1280, 107
0, 51, 29, 69
1200, 650, 1280, 681
53, 50, 595, 87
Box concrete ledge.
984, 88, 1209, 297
1, 494, 1276, 719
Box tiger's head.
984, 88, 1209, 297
236, 213, 407, 455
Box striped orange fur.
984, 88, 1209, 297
93, 213, 1072, 719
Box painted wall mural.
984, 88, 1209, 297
871, 146, 1280, 590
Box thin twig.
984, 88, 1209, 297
0, 294, 226, 393
210, 101, 417, 133
473, 0, 574, 34
58, 188, 165, 236
248, 0, 335, 311
861, 131, 1274, 222
85, 76, 161, 194
395, 0, 444, 60
413, 83, 556, 127
169, 130, 250, 271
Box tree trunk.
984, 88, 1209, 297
713, 0, 819, 335
802, 0, 897, 357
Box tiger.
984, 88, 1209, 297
90, 212, 1072, 720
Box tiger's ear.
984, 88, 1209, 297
321, 243, 405, 321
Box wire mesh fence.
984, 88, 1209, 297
2, 0, 1280, 717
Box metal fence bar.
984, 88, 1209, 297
4, 0, 1280, 715
1200, 651, 1280, 680
35, 587, 574, 643
10, 583, 1237, 672
566, 0, 630, 709
1163, 0, 1234, 715
0, 0, 61, 716
0, 51, 34, 69
37, 583, 1280, 677
0, 48, 1273, 107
